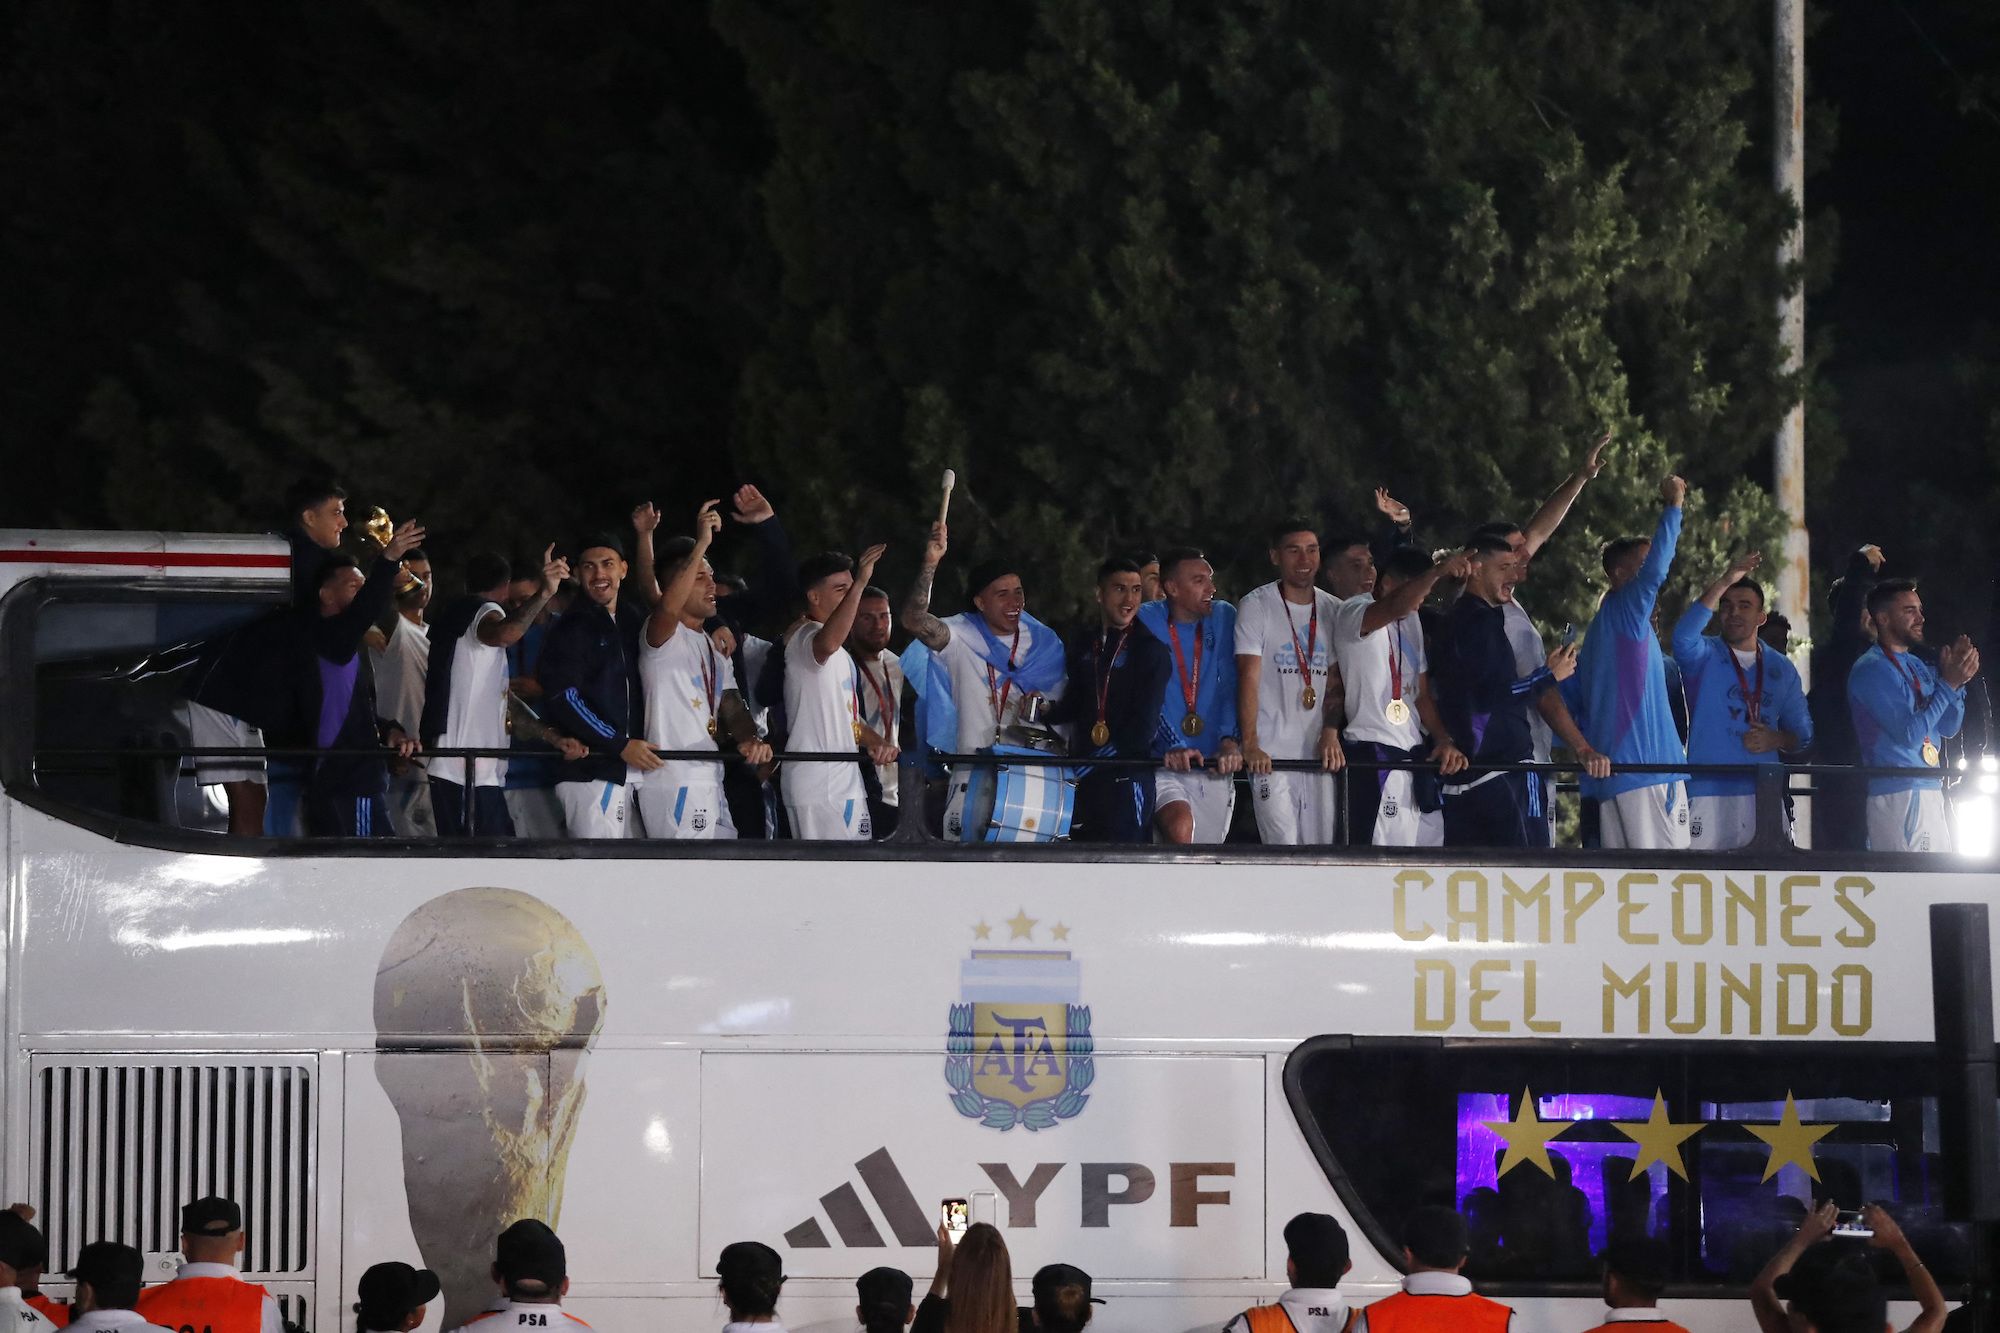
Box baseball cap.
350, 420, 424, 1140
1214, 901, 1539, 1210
855, 1266, 912, 1314
357, 1261, 442, 1326
573, 532, 627, 562
181, 1197, 242, 1236
68, 1241, 144, 1293
1283, 1212, 1350, 1285
1774, 1244, 1886, 1333
1032, 1262, 1105, 1306
0, 1211, 39, 1269
496, 1219, 566, 1289
715, 1240, 783, 1291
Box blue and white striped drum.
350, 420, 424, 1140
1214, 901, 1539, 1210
960, 745, 1075, 843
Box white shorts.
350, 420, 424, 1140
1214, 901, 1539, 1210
558, 777, 636, 839
1689, 793, 1768, 851
1867, 788, 1953, 853
1599, 781, 1691, 850
505, 787, 567, 839
1156, 767, 1236, 844
184, 701, 265, 786
786, 798, 871, 841
1371, 769, 1445, 848
1249, 769, 1336, 845
635, 780, 737, 840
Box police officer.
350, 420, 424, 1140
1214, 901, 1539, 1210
353, 1262, 440, 1333
59, 1244, 173, 1333
449, 1221, 590, 1333
0, 1210, 55, 1333
1351, 1206, 1511, 1332
1226, 1214, 1354, 1333
135, 1199, 282, 1333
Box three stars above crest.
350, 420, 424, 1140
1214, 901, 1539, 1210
1481, 1088, 1831, 1183
971, 908, 1069, 943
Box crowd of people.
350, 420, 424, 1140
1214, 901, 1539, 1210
176, 437, 1984, 852
0, 1194, 1959, 1333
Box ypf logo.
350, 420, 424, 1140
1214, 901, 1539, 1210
945, 908, 1092, 1132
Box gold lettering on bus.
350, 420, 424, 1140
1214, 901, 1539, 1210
1671, 874, 1713, 945
1603, 963, 1651, 1034
1500, 874, 1551, 944
1523, 960, 1561, 1033
1721, 964, 1762, 1035
1468, 960, 1510, 1032
1831, 964, 1872, 1034
1415, 959, 1454, 1030
1563, 873, 1604, 944
1618, 874, 1661, 945
1779, 877, 1821, 947
1393, 870, 1435, 942
1776, 963, 1817, 1035
1664, 961, 1707, 1034
1446, 872, 1489, 943
1834, 879, 1877, 948
1724, 875, 1767, 947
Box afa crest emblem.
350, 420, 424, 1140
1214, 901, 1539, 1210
945, 908, 1093, 1132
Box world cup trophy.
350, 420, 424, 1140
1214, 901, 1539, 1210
373, 889, 606, 1327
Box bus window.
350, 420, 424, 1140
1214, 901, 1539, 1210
17, 584, 284, 829
1285, 1037, 1973, 1295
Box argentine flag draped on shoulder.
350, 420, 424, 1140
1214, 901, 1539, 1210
901, 611, 1068, 762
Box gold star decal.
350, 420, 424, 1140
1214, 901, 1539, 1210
1745, 1093, 1835, 1182
1050, 923, 1071, 942
1005, 908, 1038, 940
972, 921, 992, 941
1482, 1087, 1572, 1179
1611, 1091, 1705, 1180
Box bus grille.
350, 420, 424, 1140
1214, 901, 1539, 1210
26, 1057, 317, 1279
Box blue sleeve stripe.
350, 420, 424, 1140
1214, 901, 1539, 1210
563, 687, 616, 739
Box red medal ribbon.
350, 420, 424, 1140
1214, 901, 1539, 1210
1883, 648, 1934, 752
1388, 619, 1407, 702
1727, 645, 1765, 726
986, 626, 1023, 723
699, 638, 719, 720
1094, 625, 1132, 732
862, 659, 895, 746
1169, 620, 1203, 721
1282, 595, 1319, 701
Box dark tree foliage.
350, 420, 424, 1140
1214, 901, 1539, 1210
715, 0, 1804, 629
1, 1, 771, 563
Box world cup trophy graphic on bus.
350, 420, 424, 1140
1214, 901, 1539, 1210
373, 888, 606, 1325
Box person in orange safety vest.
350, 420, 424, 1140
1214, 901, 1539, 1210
134, 1199, 281, 1333
1352, 1205, 1512, 1333
1225, 1212, 1356, 1333
1580, 1237, 1687, 1333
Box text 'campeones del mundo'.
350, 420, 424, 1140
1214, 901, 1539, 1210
1391, 871, 1879, 1038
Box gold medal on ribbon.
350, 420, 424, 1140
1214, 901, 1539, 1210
706, 718, 718, 738
1385, 698, 1410, 726
1183, 712, 1204, 737
1302, 686, 1317, 710
853, 721, 864, 743
1090, 721, 1110, 747
1923, 738, 1941, 767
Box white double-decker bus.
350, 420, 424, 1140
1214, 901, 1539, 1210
2, 529, 1994, 1332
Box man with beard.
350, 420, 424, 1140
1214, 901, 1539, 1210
848, 585, 904, 833
1139, 547, 1243, 843
537, 531, 664, 837
901, 522, 1067, 840
425, 547, 573, 836
1050, 558, 1171, 842
637, 502, 773, 839
1672, 551, 1814, 849
1237, 519, 1342, 844
1849, 579, 1980, 852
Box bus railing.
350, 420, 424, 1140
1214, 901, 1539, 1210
29, 743, 1992, 857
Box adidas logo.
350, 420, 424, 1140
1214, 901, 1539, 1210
784, 1146, 934, 1248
